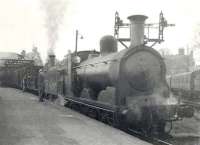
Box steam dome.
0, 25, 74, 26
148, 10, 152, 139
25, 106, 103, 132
100, 35, 118, 55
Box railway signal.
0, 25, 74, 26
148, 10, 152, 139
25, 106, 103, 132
114, 11, 175, 48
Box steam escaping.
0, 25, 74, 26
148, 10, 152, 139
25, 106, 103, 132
40, 0, 68, 55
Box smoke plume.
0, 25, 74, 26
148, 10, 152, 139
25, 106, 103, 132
41, 0, 67, 55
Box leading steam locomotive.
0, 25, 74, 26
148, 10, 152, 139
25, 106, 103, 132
38, 14, 193, 134
2, 13, 194, 135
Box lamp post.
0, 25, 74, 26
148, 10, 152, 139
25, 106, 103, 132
75, 29, 83, 56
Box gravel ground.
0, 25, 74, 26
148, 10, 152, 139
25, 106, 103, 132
0, 87, 151, 145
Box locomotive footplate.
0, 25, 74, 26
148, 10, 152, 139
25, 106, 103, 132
64, 96, 121, 127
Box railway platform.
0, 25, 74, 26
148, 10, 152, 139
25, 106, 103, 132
0, 87, 151, 145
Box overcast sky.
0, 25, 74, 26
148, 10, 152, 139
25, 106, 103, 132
0, 0, 200, 61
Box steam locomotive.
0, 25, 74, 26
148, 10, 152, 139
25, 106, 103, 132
38, 14, 193, 134
2, 13, 194, 135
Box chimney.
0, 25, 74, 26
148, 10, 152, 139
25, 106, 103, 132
128, 15, 148, 48
49, 54, 55, 67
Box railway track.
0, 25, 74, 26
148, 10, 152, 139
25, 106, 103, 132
127, 128, 172, 145
182, 100, 200, 110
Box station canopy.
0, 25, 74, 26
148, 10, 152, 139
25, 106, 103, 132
0, 59, 34, 69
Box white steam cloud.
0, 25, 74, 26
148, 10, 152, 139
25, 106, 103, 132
41, 0, 68, 55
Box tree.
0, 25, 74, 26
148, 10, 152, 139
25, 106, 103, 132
191, 24, 200, 50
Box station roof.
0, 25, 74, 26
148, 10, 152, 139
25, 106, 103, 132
0, 52, 22, 59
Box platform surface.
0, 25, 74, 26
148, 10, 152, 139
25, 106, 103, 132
0, 87, 151, 145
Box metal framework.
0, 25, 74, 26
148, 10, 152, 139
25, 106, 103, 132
114, 11, 175, 48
